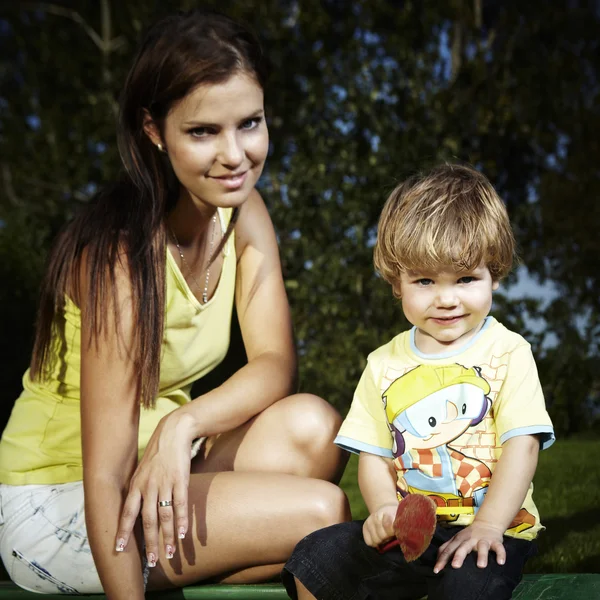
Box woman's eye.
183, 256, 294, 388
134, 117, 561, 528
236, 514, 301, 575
189, 127, 211, 138
240, 117, 262, 130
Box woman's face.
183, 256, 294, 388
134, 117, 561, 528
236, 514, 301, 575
148, 72, 269, 210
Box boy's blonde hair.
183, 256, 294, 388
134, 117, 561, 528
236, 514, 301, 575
374, 164, 516, 288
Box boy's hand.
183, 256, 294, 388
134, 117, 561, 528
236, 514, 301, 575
363, 503, 398, 547
433, 520, 505, 573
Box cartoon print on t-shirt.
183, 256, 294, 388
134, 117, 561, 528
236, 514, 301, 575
382, 363, 535, 533
383, 364, 491, 518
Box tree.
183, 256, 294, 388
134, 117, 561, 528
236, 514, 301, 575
1, 0, 598, 434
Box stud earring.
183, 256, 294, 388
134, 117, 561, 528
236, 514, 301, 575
157, 143, 165, 153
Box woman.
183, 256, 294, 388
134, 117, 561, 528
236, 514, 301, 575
0, 9, 349, 598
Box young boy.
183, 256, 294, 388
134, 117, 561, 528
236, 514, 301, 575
282, 164, 555, 600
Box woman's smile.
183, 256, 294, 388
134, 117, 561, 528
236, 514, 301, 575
208, 170, 249, 189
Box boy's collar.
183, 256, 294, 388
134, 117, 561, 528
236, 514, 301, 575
409, 316, 495, 360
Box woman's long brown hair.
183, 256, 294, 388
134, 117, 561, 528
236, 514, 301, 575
30, 9, 268, 409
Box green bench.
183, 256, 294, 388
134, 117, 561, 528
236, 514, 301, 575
0, 574, 599, 598
0, 582, 285, 598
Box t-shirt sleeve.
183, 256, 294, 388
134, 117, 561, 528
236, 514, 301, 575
334, 356, 394, 457
493, 343, 555, 449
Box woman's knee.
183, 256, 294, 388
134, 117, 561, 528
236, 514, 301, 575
280, 394, 343, 450
305, 481, 351, 533
296, 517, 362, 558
277, 394, 348, 479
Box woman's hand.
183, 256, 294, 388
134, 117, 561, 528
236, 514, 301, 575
115, 410, 197, 566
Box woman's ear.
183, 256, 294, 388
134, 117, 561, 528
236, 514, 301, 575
142, 110, 164, 149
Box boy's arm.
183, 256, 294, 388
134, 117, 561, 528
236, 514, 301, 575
434, 434, 539, 573
358, 452, 399, 547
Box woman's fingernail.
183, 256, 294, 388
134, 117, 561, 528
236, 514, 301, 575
178, 528, 186, 539
115, 539, 125, 552
147, 553, 156, 567
166, 545, 174, 559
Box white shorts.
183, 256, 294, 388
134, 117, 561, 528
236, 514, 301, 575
0, 440, 204, 593
0, 482, 107, 593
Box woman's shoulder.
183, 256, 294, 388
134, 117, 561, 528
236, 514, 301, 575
233, 188, 273, 255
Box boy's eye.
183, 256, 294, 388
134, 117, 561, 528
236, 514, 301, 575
416, 278, 434, 286
458, 276, 476, 284
240, 116, 262, 130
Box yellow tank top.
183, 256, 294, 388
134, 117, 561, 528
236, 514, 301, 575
0, 208, 236, 485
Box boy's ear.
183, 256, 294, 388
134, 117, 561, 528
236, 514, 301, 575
492, 280, 500, 291
142, 110, 164, 148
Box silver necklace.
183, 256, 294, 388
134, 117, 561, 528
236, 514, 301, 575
170, 214, 217, 304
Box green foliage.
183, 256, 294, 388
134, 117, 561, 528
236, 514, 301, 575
0, 1, 598, 433
528, 438, 600, 573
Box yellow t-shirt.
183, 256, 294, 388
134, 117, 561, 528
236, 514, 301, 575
0, 208, 236, 485
335, 317, 555, 540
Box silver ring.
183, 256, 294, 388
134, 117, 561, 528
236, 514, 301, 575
158, 500, 173, 508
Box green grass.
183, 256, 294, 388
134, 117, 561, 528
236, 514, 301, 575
338, 438, 600, 574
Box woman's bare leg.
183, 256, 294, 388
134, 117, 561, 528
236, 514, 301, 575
195, 393, 349, 482
147, 393, 350, 589
213, 564, 284, 584
147, 470, 350, 590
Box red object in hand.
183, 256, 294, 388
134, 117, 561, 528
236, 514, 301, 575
378, 494, 437, 562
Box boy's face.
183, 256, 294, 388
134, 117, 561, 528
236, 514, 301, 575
397, 263, 499, 354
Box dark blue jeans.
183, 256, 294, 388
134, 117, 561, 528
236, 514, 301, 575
282, 520, 536, 600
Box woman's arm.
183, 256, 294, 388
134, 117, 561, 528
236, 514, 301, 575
116, 189, 298, 564
176, 188, 297, 435
79, 252, 145, 599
